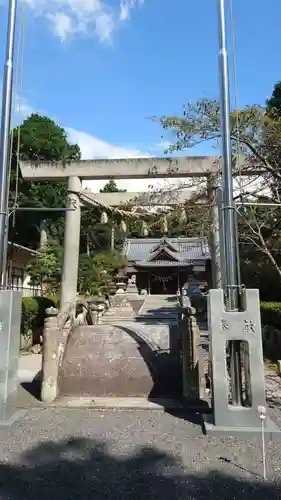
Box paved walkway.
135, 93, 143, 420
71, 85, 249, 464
18, 353, 42, 383
0, 408, 280, 499
137, 294, 179, 323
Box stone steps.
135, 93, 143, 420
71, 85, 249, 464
137, 294, 179, 324
100, 306, 136, 324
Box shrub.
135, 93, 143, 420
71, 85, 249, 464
26, 243, 63, 294
21, 295, 59, 346
260, 301, 281, 329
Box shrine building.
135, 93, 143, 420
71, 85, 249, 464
122, 237, 211, 295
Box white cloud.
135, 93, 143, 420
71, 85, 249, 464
11, 93, 172, 193
0, 79, 34, 121
11, 91, 34, 123
66, 127, 195, 194
14, 98, 34, 118
23, 0, 144, 43
66, 126, 154, 192
120, 0, 144, 21
66, 127, 148, 160
147, 140, 171, 154
48, 13, 73, 41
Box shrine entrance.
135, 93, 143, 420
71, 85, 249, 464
124, 237, 211, 295
150, 272, 178, 295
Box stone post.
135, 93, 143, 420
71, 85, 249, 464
87, 300, 98, 324
96, 303, 105, 324
180, 301, 205, 402
207, 176, 222, 289
60, 176, 82, 308
41, 307, 59, 403
39, 220, 48, 249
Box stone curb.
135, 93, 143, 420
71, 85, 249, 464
49, 397, 211, 412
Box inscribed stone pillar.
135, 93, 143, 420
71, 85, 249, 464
60, 176, 81, 308
180, 299, 205, 402
41, 307, 59, 403
207, 177, 221, 288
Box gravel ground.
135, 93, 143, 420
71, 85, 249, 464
8, 298, 281, 499
0, 408, 280, 499
264, 367, 281, 426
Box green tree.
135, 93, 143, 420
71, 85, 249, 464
157, 99, 281, 187
77, 250, 126, 296
28, 245, 126, 297
9, 114, 81, 249
266, 81, 281, 117
156, 96, 281, 288
77, 254, 107, 296
26, 243, 63, 294
99, 179, 126, 193
92, 250, 126, 275
97, 179, 127, 250
13, 113, 80, 162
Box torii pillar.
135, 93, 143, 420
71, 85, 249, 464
60, 176, 82, 308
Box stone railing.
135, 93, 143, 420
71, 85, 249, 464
41, 299, 92, 403
178, 287, 207, 320
179, 295, 205, 403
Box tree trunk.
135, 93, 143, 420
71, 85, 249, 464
264, 248, 281, 280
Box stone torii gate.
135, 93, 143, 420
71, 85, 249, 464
20, 156, 223, 306
21, 155, 281, 438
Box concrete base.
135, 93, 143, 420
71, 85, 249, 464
203, 414, 281, 441
0, 409, 27, 427
0, 291, 22, 428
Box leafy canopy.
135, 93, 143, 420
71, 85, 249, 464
10, 114, 81, 249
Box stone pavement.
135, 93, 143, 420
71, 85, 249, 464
18, 353, 42, 383
137, 294, 179, 322
0, 408, 280, 499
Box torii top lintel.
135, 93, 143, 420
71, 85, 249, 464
20, 156, 221, 181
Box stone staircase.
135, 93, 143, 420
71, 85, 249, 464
100, 294, 179, 325
100, 300, 136, 324
137, 294, 179, 324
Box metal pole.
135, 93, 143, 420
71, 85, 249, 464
217, 187, 226, 290
0, 0, 17, 286
217, 0, 242, 405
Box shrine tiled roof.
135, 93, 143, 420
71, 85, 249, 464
123, 237, 210, 267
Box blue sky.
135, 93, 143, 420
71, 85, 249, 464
0, 0, 280, 190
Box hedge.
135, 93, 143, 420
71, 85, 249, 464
260, 301, 281, 329
21, 295, 59, 342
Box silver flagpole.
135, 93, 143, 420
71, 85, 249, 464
217, 0, 242, 405
0, 0, 17, 286
0, 0, 23, 427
